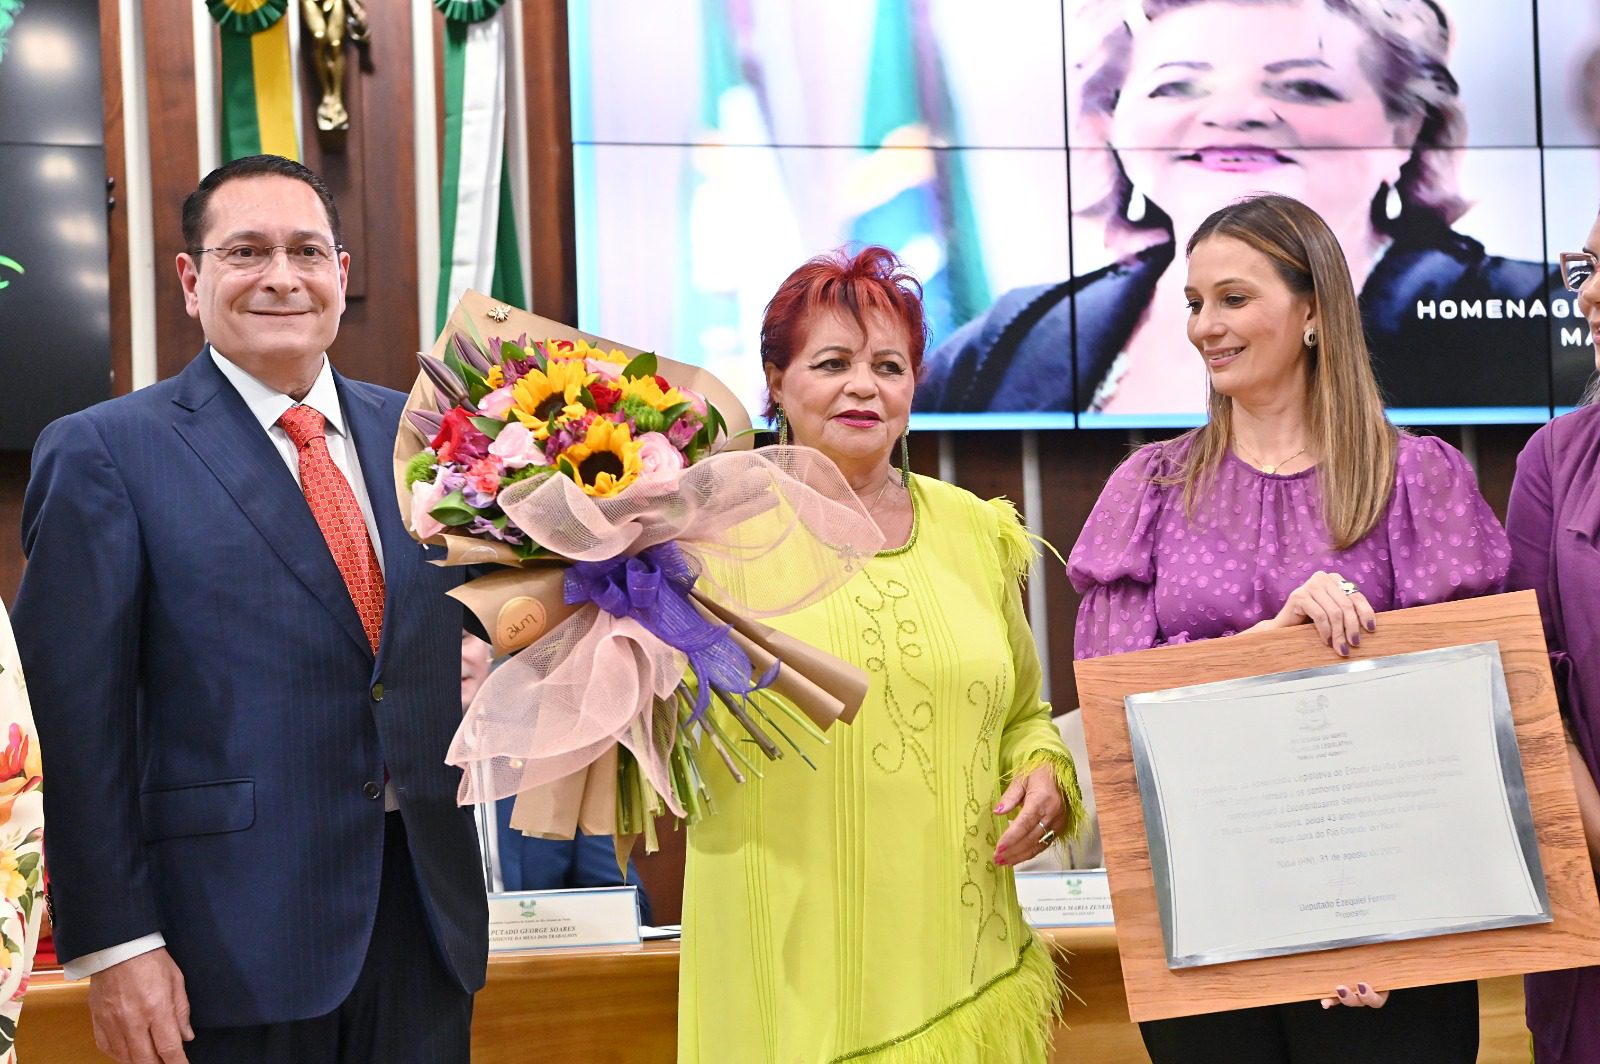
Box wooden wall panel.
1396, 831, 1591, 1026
301, 11, 422, 390
521, 0, 576, 324
142, 2, 204, 377
0, 456, 29, 609
100, 0, 130, 396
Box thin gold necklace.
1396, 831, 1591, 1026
1235, 441, 1307, 475
864, 473, 895, 511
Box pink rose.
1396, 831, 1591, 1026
586, 357, 623, 380
635, 431, 686, 489
411, 477, 448, 539
678, 386, 708, 416
478, 385, 516, 418
488, 421, 543, 470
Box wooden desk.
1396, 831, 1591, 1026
13, 930, 1529, 1062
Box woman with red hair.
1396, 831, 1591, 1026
678, 245, 1083, 1062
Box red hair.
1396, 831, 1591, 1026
758, 245, 928, 420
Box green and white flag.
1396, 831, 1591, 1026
435, 0, 525, 331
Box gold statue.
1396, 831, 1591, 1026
302, 0, 369, 135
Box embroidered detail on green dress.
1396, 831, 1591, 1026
828, 935, 1063, 1063
959, 668, 1011, 978
856, 569, 936, 792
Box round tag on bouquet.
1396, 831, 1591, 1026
496, 597, 548, 652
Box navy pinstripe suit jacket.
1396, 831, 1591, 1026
12, 350, 488, 1026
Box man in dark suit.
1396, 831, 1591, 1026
12, 155, 487, 1063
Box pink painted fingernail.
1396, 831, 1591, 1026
1357, 983, 1370, 995
1337, 987, 1350, 999
1366, 620, 1376, 632
1351, 634, 1360, 647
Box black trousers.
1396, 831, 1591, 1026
187, 814, 474, 1064
1139, 981, 1479, 1064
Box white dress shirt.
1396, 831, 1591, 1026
64, 349, 391, 980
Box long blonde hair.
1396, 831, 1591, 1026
1164, 194, 1400, 550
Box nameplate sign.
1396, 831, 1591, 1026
1017, 870, 1114, 927
486, 886, 642, 951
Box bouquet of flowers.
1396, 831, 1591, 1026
396, 291, 883, 851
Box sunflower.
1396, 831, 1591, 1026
619, 373, 688, 413
511, 358, 594, 439
548, 337, 629, 366
557, 418, 642, 498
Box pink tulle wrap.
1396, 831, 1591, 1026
446, 445, 885, 814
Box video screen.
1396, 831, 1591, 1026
0, 0, 110, 450
570, 0, 1600, 429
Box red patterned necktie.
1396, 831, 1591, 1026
278, 404, 386, 653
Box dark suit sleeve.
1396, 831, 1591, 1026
12, 414, 160, 961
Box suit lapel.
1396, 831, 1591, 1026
171, 350, 373, 657
338, 372, 426, 667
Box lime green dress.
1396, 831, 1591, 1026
679, 475, 1084, 1063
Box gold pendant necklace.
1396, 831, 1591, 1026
1236, 442, 1307, 475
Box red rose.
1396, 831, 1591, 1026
654, 374, 671, 392
430, 406, 490, 463
590, 381, 622, 413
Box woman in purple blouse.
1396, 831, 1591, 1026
1506, 212, 1600, 1064
1070, 194, 1509, 1064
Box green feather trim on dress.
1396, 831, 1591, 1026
986, 497, 1065, 581
829, 935, 1063, 1063
1007, 748, 1088, 848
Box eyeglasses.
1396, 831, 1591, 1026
191, 243, 344, 273
1559, 251, 1597, 293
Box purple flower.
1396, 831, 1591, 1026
438, 469, 467, 495
470, 516, 525, 544
667, 415, 699, 449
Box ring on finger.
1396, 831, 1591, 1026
1337, 579, 1358, 596
1039, 829, 1057, 847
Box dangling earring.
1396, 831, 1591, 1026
776, 407, 789, 447
1384, 183, 1402, 222
899, 426, 911, 487
1127, 186, 1148, 224
1303, 325, 1319, 349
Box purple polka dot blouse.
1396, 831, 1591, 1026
1069, 434, 1510, 659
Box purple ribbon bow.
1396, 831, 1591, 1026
564, 542, 779, 720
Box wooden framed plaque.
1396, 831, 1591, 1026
1074, 590, 1600, 1022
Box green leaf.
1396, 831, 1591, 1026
500, 340, 525, 364
621, 351, 658, 379
469, 416, 505, 440
557, 456, 580, 483
14, 853, 36, 878
659, 401, 693, 424
430, 491, 481, 527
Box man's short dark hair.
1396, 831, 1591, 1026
181, 155, 343, 256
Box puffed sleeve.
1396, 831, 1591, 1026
1505, 423, 1572, 711
1384, 435, 1510, 608
0, 608, 44, 1057
989, 499, 1086, 843
1068, 443, 1179, 659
